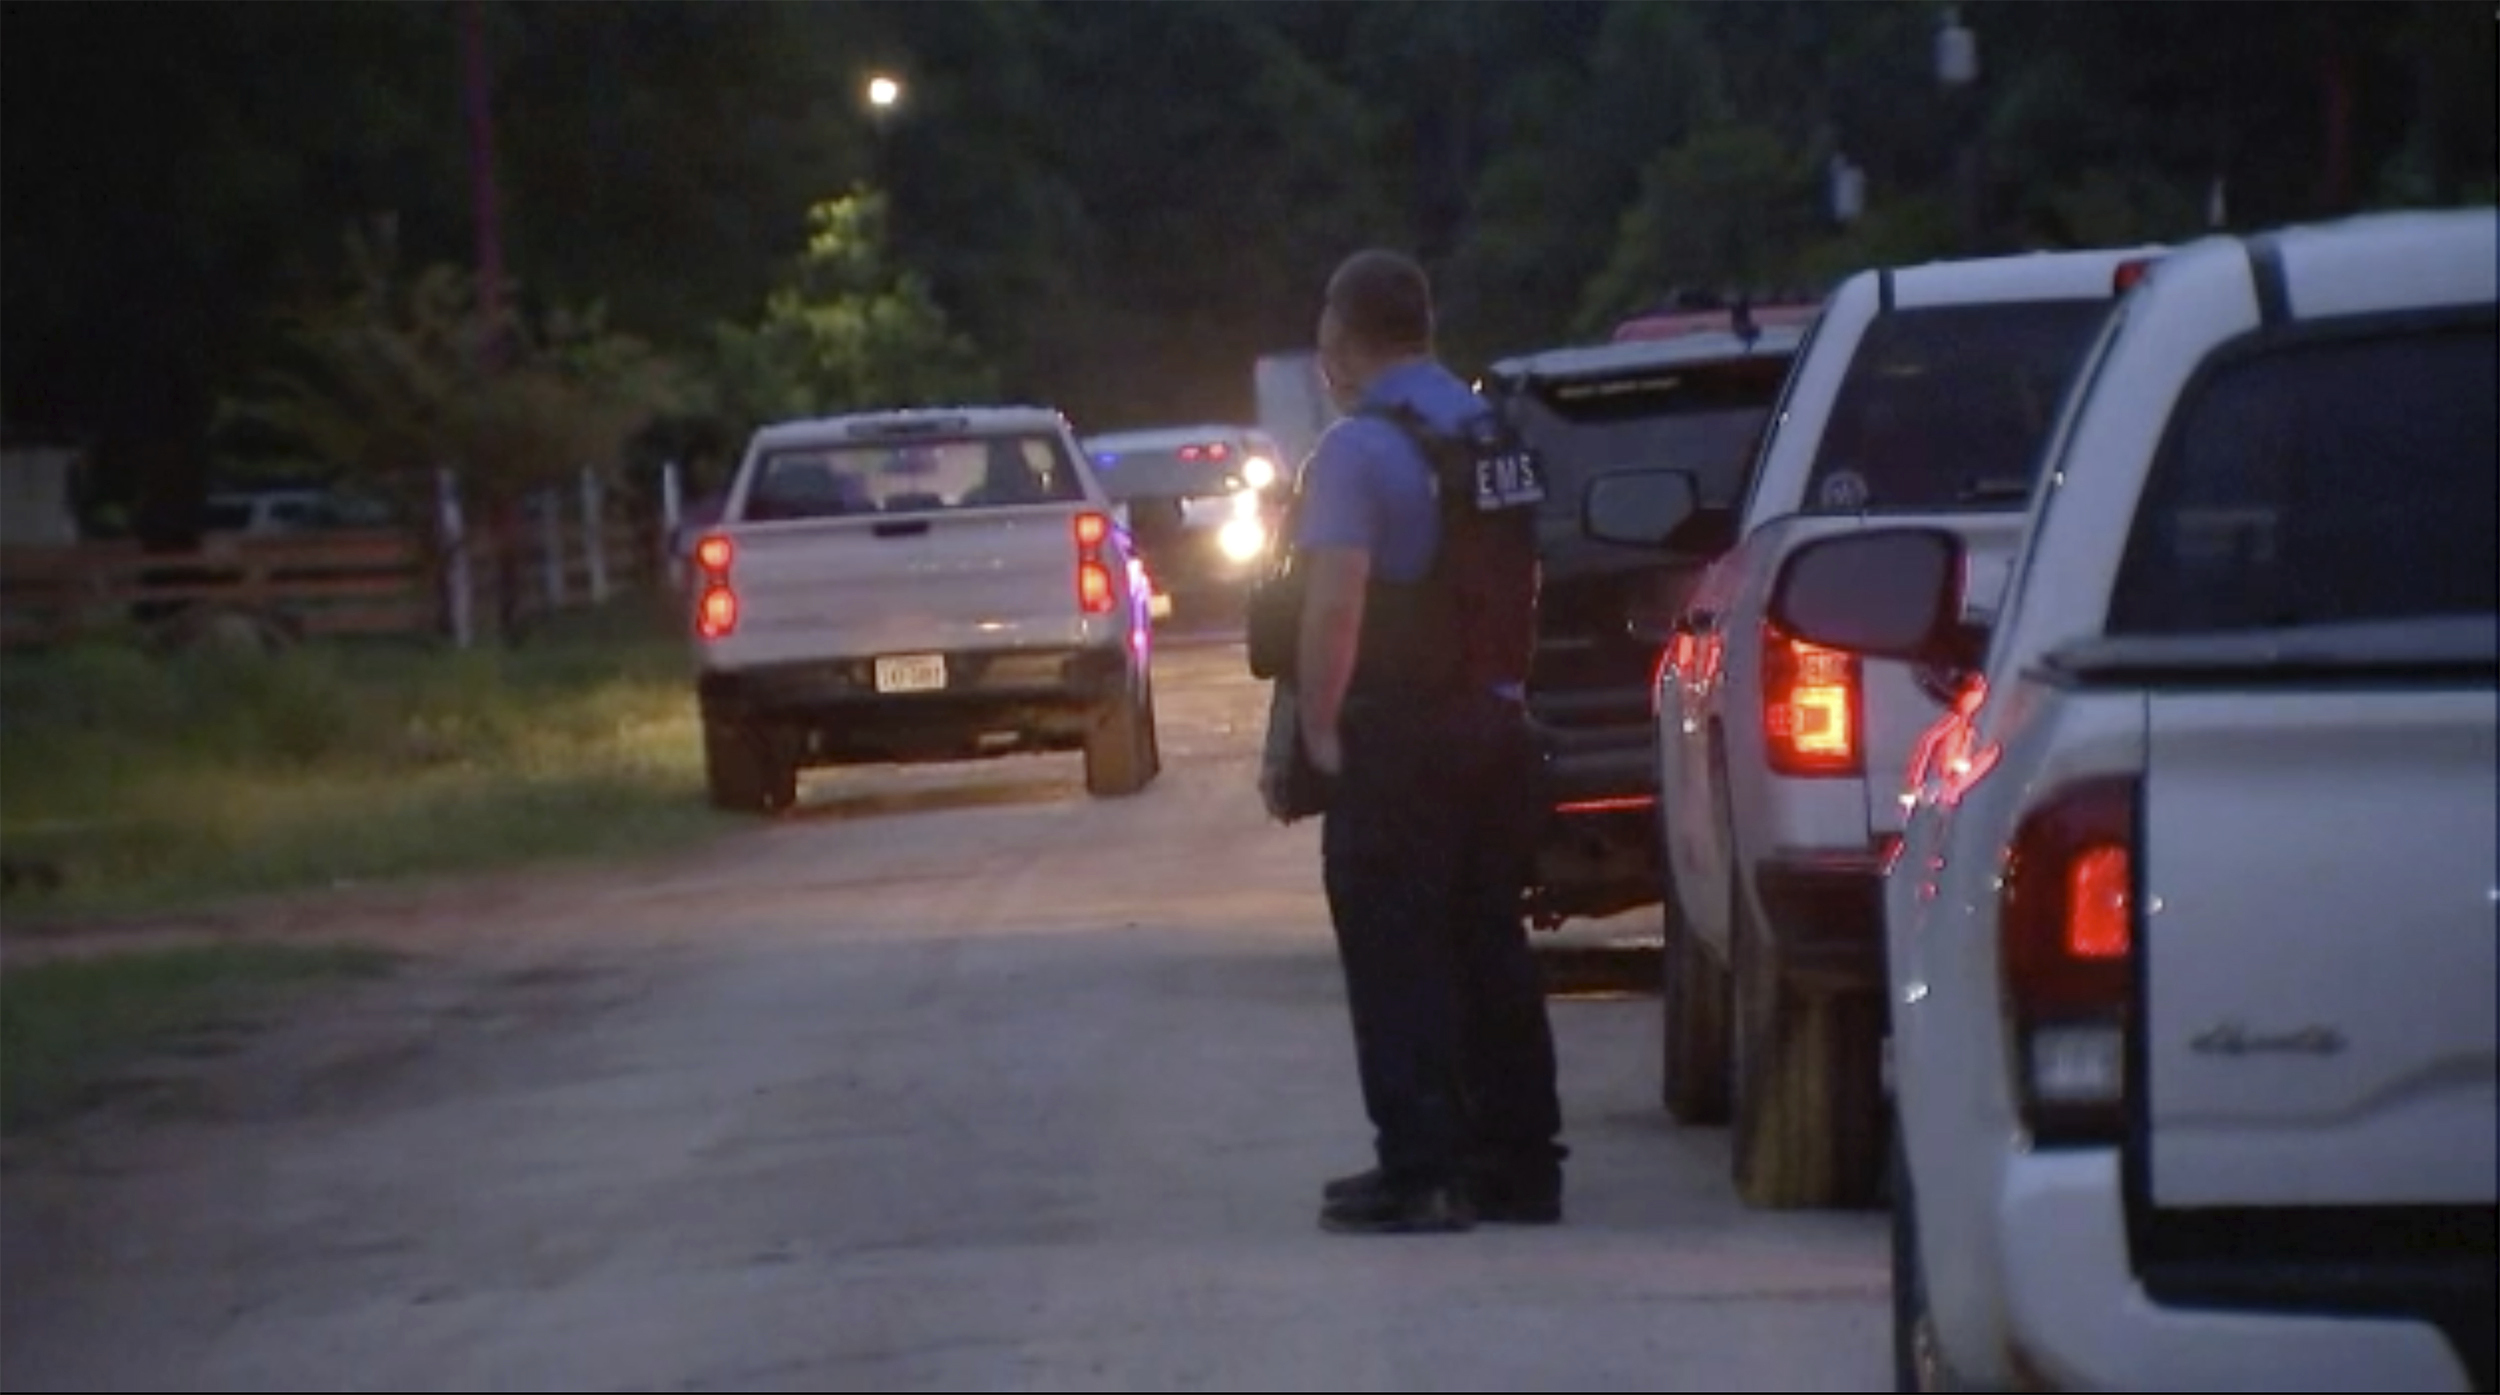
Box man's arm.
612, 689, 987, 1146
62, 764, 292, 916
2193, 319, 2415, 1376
1293, 546, 1369, 774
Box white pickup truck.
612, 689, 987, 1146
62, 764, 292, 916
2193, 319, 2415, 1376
1598, 245, 2158, 1210
687, 406, 1161, 812
1770, 207, 2496, 1391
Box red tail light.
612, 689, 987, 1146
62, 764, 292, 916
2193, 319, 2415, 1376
696, 584, 738, 640
1761, 625, 1860, 776
2000, 775, 2138, 1144
692, 533, 738, 640
1074, 511, 1116, 615
1078, 561, 1115, 613
2113, 256, 2158, 294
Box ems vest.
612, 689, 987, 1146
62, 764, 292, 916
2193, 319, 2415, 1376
1343, 400, 1545, 703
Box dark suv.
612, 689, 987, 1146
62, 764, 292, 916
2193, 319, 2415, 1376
1479, 312, 1809, 929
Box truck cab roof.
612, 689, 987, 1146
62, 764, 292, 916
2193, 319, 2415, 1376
1484, 324, 1808, 388
749, 406, 1073, 451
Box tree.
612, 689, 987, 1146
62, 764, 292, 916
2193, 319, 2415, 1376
693, 189, 994, 458
1576, 123, 1822, 337
225, 225, 684, 639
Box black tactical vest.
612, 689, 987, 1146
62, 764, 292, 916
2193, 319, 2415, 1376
1344, 400, 1545, 704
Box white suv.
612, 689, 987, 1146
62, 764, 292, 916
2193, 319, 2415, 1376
1596, 245, 2156, 1210
1770, 207, 2496, 1390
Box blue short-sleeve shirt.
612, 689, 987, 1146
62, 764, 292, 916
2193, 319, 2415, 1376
1294, 361, 1489, 585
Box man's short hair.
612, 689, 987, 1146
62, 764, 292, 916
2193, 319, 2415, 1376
1325, 249, 1434, 353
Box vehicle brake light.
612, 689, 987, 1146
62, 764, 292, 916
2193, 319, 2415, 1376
692, 533, 738, 640
2113, 256, 2157, 294
1078, 561, 1114, 613
2000, 775, 2137, 1144
696, 584, 738, 640
1073, 511, 1116, 615
1761, 625, 1860, 776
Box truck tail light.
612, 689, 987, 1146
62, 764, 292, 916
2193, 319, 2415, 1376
1074, 511, 1115, 615
1761, 624, 1860, 776
1999, 775, 2138, 1145
693, 533, 738, 641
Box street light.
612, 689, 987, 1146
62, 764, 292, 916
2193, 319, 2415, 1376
864, 73, 903, 190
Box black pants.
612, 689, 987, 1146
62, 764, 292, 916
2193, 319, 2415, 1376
1321, 691, 1563, 1187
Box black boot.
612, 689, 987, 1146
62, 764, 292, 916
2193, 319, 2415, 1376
1317, 1172, 1475, 1234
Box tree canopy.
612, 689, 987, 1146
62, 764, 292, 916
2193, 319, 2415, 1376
3, 0, 2489, 537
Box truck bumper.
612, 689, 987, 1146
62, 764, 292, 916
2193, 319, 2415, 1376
1525, 723, 1663, 928
698, 646, 1129, 765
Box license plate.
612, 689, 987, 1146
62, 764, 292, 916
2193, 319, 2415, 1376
873, 653, 947, 693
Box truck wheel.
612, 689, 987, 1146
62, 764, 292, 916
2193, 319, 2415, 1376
1084, 681, 1158, 797
1659, 876, 1732, 1123
704, 720, 797, 815
1729, 876, 1887, 1209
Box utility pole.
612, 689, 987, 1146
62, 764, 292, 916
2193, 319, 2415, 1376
1937, 8, 1982, 255
462, 0, 507, 353
451, 0, 506, 647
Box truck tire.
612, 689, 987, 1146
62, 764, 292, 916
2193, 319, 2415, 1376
703, 719, 797, 815
1729, 874, 1887, 1210
1659, 876, 1732, 1123
1083, 680, 1159, 797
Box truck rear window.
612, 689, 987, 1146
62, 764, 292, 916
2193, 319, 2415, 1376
2109, 322, 2497, 634
1802, 299, 2110, 513
741, 434, 1086, 521
1511, 355, 1793, 526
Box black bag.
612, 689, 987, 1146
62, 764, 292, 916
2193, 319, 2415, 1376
1256, 681, 1333, 822
1245, 501, 1305, 681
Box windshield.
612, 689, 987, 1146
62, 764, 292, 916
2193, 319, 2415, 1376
743, 433, 1084, 521
1802, 299, 2112, 513
1508, 355, 1793, 521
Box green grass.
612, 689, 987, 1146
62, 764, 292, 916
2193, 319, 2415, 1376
0, 593, 738, 920
0, 941, 402, 1133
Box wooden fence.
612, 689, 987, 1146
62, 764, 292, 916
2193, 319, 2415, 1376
0, 511, 659, 652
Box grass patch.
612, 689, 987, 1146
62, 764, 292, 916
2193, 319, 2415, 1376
0, 941, 401, 1133
0, 593, 738, 919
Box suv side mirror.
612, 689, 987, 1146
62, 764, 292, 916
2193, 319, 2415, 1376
1767, 527, 1969, 664
1583, 468, 1718, 551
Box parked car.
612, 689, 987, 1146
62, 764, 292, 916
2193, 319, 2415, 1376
1592, 243, 2159, 1209
204, 486, 394, 535
1080, 424, 1288, 627
1767, 207, 2497, 1392
687, 406, 1160, 811
1477, 310, 1808, 931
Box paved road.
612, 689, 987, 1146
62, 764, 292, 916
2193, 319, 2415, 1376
0, 637, 1889, 1392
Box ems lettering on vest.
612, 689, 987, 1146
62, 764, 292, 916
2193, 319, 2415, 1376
1473, 446, 1546, 512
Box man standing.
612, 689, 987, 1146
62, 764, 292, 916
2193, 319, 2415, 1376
1293, 249, 1566, 1235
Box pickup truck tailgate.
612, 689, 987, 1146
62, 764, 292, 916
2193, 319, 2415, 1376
2139, 687, 2498, 1209
706, 507, 1095, 667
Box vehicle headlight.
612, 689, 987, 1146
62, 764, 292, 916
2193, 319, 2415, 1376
1242, 455, 1277, 490
1217, 516, 1267, 562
